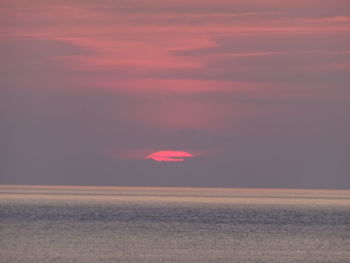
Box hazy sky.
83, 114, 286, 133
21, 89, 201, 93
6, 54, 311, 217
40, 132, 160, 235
1, 0, 349, 188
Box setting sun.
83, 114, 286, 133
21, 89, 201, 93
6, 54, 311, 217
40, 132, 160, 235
145, 151, 194, 162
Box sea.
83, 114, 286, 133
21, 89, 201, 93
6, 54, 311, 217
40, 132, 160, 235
0, 185, 349, 263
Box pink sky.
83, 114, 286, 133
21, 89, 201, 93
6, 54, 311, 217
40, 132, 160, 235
2, 0, 349, 132
1, 0, 349, 187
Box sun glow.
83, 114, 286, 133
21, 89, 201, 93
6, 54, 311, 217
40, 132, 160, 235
145, 151, 194, 162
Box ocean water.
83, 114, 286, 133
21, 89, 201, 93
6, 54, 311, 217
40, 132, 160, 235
0, 186, 349, 263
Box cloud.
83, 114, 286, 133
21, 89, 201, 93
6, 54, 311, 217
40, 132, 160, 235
0, 37, 88, 73
172, 34, 350, 56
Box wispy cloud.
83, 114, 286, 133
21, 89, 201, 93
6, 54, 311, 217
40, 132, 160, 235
1, 0, 349, 133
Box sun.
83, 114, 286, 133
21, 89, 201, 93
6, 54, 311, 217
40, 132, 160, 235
145, 150, 194, 162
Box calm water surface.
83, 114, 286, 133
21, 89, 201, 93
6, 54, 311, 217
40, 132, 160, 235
0, 185, 349, 262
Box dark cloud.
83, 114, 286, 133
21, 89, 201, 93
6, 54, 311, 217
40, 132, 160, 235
0, 38, 90, 74
173, 34, 350, 56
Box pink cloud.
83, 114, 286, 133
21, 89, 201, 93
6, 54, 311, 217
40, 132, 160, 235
2, 0, 349, 134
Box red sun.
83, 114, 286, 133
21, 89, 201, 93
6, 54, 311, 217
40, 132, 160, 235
145, 151, 194, 162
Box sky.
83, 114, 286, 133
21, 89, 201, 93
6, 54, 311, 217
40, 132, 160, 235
1, 0, 349, 189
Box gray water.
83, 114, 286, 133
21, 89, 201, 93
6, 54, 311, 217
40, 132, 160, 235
0, 186, 349, 262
